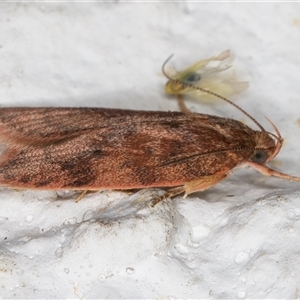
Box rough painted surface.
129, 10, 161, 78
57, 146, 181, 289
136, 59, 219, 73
0, 2, 300, 298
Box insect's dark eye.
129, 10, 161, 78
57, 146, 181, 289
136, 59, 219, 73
251, 150, 268, 164
184, 72, 201, 83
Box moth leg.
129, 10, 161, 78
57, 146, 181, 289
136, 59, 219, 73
247, 162, 300, 182
114, 189, 137, 195
177, 94, 191, 113
76, 190, 101, 202
75, 190, 90, 202
151, 186, 185, 207
152, 173, 228, 206
183, 173, 228, 197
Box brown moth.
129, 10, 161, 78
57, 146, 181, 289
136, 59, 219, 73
0, 70, 299, 205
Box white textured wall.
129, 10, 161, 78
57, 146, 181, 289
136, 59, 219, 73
0, 2, 300, 298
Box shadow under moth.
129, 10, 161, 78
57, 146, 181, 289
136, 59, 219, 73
0, 56, 299, 205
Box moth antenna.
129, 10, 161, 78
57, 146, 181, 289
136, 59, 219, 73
162, 55, 265, 132
265, 116, 282, 141
162, 54, 175, 79
264, 116, 283, 161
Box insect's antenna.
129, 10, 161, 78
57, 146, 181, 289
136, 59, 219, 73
162, 54, 175, 78
162, 55, 265, 132
265, 116, 283, 161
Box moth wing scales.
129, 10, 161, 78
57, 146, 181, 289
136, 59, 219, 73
0, 108, 111, 145
0, 109, 256, 192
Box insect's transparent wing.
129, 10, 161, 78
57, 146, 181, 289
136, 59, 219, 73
165, 50, 248, 102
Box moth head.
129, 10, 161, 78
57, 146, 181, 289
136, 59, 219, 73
252, 119, 283, 165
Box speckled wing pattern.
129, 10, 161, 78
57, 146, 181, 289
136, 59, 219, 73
0, 108, 256, 190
